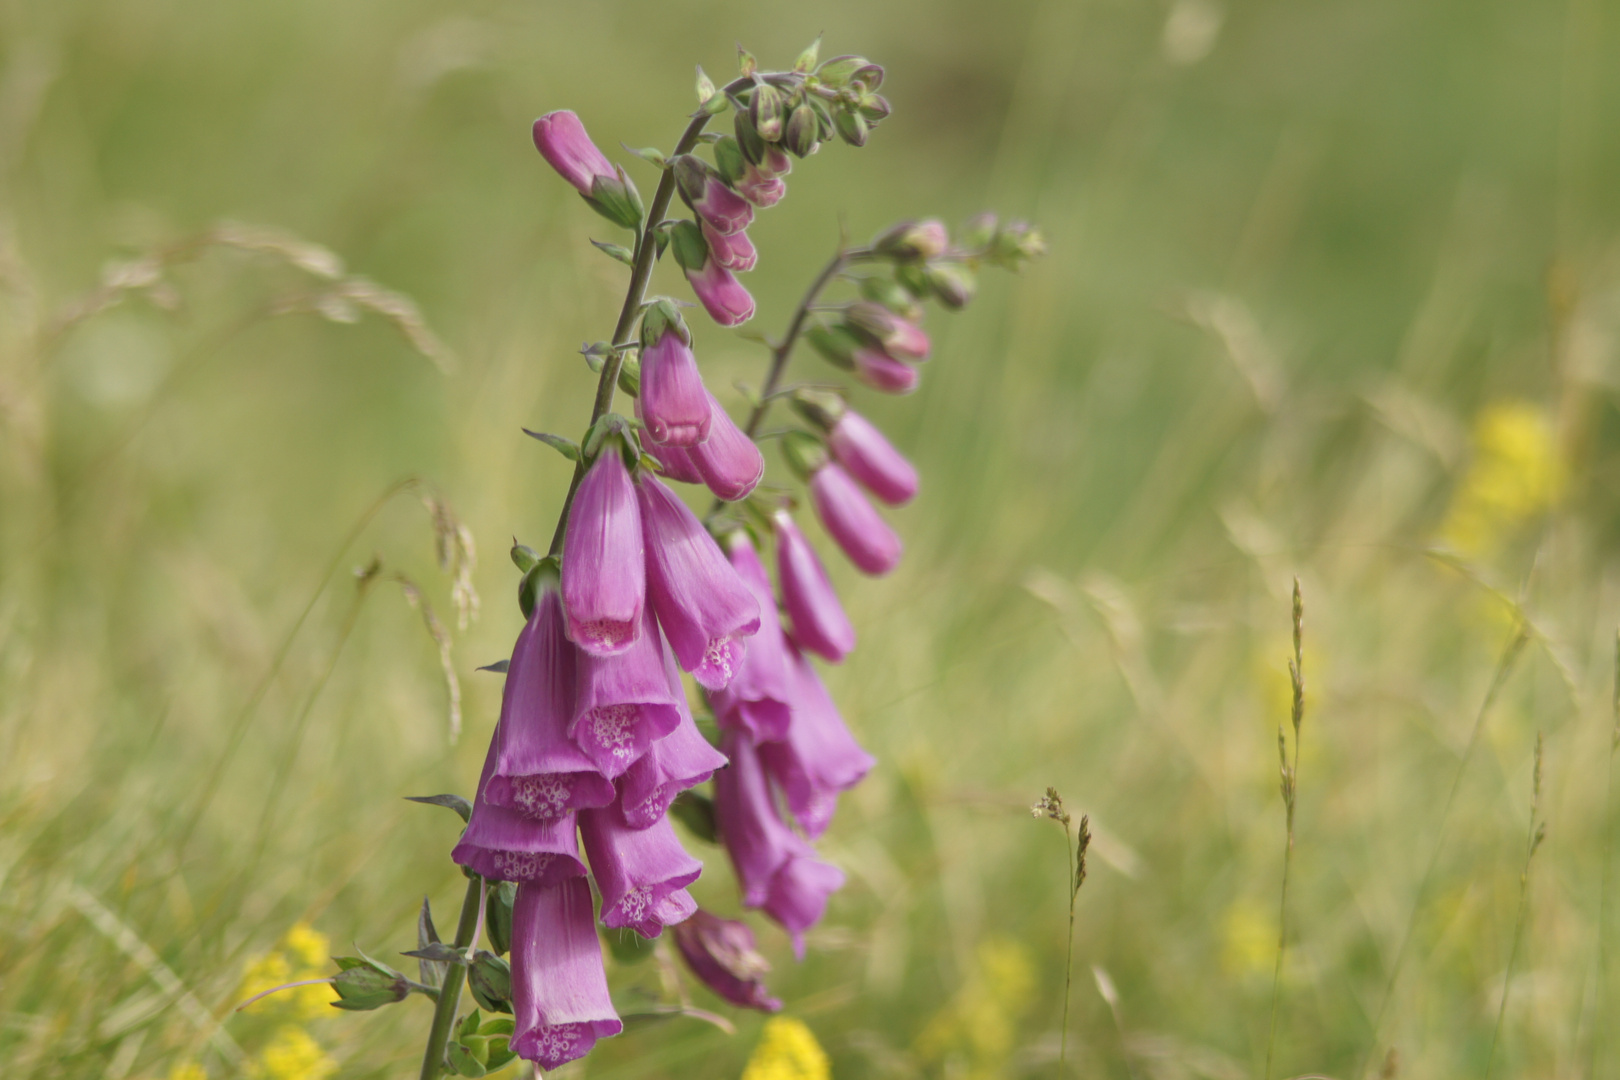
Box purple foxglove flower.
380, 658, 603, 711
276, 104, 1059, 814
580, 804, 703, 937
562, 442, 644, 655
484, 576, 616, 820
827, 409, 918, 507
757, 647, 875, 839
639, 307, 711, 447
847, 303, 931, 361
684, 257, 756, 328
677, 167, 754, 235
454, 747, 588, 885
884, 318, 930, 361
851, 346, 919, 394
714, 731, 846, 958
690, 392, 765, 503
708, 533, 794, 741
531, 111, 615, 196
774, 511, 855, 663
702, 221, 758, 272
873, 218, 950, 261
644, 439, 704, 485
637, 473, 761, 690
809, 463, 903, 576
510, 878, 623, 1069
617, 642, 729, 828
673, 909, 782, 1012
737, 172, 786, 209
571, 603, 683, 778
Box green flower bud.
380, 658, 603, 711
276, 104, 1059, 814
858, 94, 892, 123
789, 387, 848, 433
583, 167, 644, 232
806, 324, 862, 370
833, 107, 869, 148
852, 63, 885, 91
874, 218, 950, 261
815, 55, 870, 89
859, 275, 924, 319
510, 543, 541, 573
331, 956, 412, 1011
750, 82, 786, 142
781, 430, 831, 480
466, 951, 513, 1014
894, 262, 930, 298
486, 881, 517, 957
784, 103, 820, 158
925, 262, 977, 310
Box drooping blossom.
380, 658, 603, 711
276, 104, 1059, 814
644, 440, 704, 485
827, 409, 918, 506
702, 222, 758, 272
484, 571, 616, 819
531, 111, 615, 195
570, 603, 682, 778
674, 156, 754, 235
873, 217, 949, 261
714, 731, 846, 957
847, 302, 930, 361
708, 533, 795, 741
689, 393, 765, 502
618, 643, 729, 829
580, 805, 702, 937
454, 747, 587, 886
510, 878, 623, 1069
757, 647, 875, 839
637, 473, 761, 690
684, 257, 756, 328
639, 305, 710, 447
562, 440, 644, 654
774, 511, 855, 663
851, 346, 919, 394
673, 909, 782, 1012
809, 463, 903, 575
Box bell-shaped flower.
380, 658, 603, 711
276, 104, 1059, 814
714, 731, 846, 958
580, 804, 703, 937
673, 155, 754, 235
702, 222, 758, 272
773, 511, 854, 663
454, 748, 587, 886
827, 409, 917, 506
510, 878, 623, 1069
562, 438, 644, 655
532, 111, 642, 231
570, 603, 683, 778
737, 172, 786, 208
685, 257, 756, 328
709, 533, 794, 741
847, 302, 930, 361
757, 647, 875, 839
618, 642, 729, 828
690, 392, 765, 502
673, 909, 782, 1012
645, 439, 704, 485
484, 572, 615, 820
851, 346, 919, 394
639, 303, 710, 447
873, 218, 949, 261
637, 473, 761, 690
809, 463, 903, 575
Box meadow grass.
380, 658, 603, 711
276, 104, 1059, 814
3, 0, 1620, 1077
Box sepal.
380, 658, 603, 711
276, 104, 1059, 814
815, 55, 869, 89
510, 543, 541, 573
789, 388, 848, 432
794, 36, 822, 73
522, 429, 581, 462
668, 220, 710, 273
466, 950, 514, 1014
926, 262, 977, 309
833, 108, 868, 148
695, 66, 718, 106
806, 324, 861, 370
405, 793, 473, 823
591, 239, 634, 266
781, 430, 831, 480
582, 166, 645, 231
416, 898, 450, 988
713, 136, 747, 184
486, 880, 518, 957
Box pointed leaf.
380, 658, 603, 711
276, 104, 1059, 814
446, 1042, 487, 1077
405, 793, 472, 823
459, 1009, 482, 1040
794, 35, 822, 73
622, 145, 668, 169
402, 942, 465, 964
591, 239, 634, 266
695, 65, 717, 105
521, 429, 581, 462
476, 659, 509, 674
737, 45, 757, 77
417, 899, 449, 988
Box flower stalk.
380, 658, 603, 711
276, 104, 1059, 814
418, 876, 484, 1080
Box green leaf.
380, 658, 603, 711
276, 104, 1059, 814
590, 239, 634, 266
521, 429, 581, 462
446, 1041, 487, 1077
623, 145, 668, 169
476, 659, 509, 674
459, 1009, 482, 1040
404, 793, 472, 823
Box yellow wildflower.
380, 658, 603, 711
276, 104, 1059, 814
914, 938, 1036, 1078
1220, 898, 1273, 977
167, 1063, 208, 1080
239, 924, 337, 1020
240, 951, 293, 1005
252, 1025, 337, 1080
1441, 400, 1563, 556
741, 1016, 831, 1080
281, 922, 330, 970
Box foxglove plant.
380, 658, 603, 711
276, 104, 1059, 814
251, 40, 1042, 1079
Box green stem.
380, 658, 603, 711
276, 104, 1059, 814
1059, 819, 1075, 1076
418, 876, 484, 1080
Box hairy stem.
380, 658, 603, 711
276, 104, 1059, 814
418, 875, 485, 1080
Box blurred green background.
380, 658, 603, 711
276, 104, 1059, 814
4, 0, 1620, 1077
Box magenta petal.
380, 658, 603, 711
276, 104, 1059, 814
774, 512, 855, 663
641, 331, 711, 447
580, 806, 702, 937
684, 258, 756, 328
455, 748, 587, 885
562, 448, 645, 655
809, 464, 903, 576
510, 878, 623, 1069
757, 646, 875, 839
828, 411, 918, 506
714, 731, 845, 956
532, 111, 616, 196
637, 474, 761, 689
694, 176, 754, 235
645, 440, 705, 485
885, 318, 930, 361
690, 392, 765, 502
618, 644, 729, 828
709, 534, 794, 741
673, 909, 782, 1012
570, 604, 682, 779
737, 174, 786, 208
702, 221, 758, 272
485, 585, 615, 819
851, 347, 919, 394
